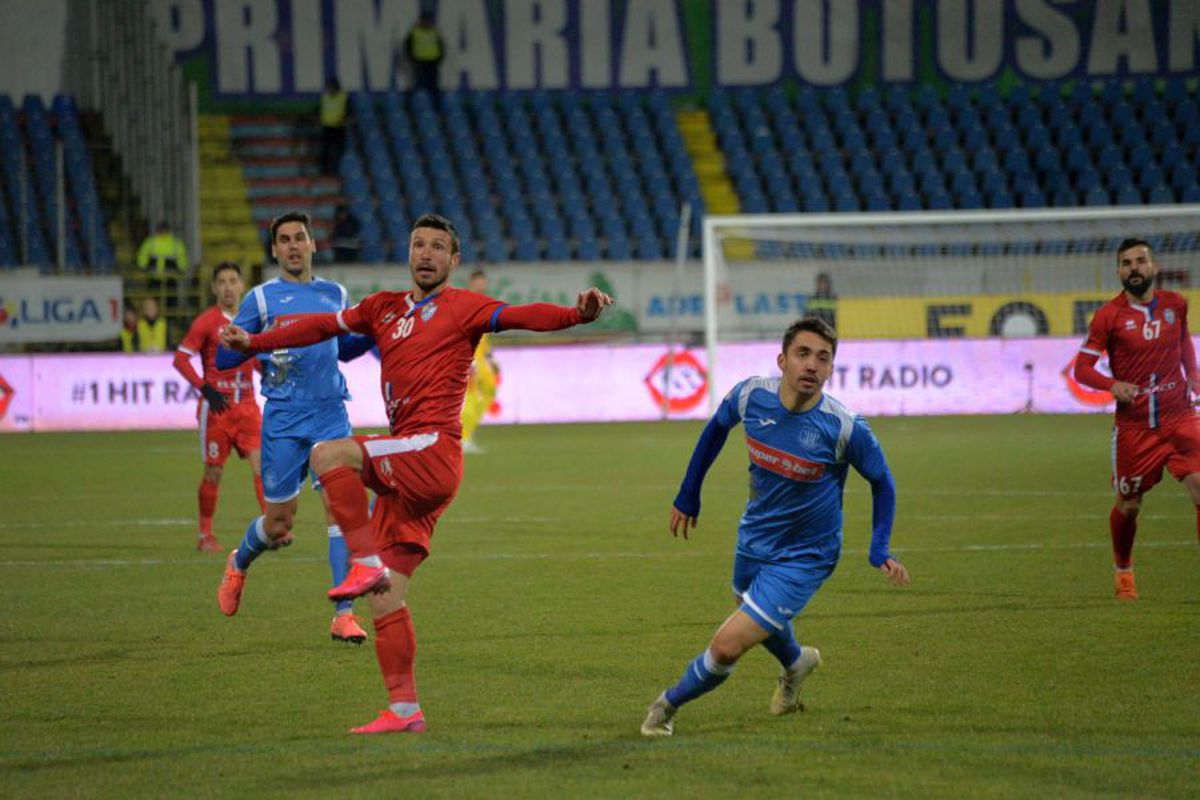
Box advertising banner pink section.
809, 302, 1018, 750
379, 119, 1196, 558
0, 337, 1136, 433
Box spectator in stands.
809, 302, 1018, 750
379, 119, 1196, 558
119, 304, 140, 352
319, 77, 348, 175
331, 205, 362, 263
137, 296, 167, 353
403, 11, 444, 94
807, 272, 837, 329
137, 222, 188, 280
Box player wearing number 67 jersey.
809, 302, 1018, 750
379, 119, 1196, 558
1074, 237, 1200, 600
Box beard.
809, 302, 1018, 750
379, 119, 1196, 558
1121, 273, 1152, 295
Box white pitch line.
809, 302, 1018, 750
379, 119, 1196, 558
0, 539, 1193, 568
0, 518, 193, 530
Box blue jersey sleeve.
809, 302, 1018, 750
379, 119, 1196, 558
337, 333, 375, 362
673, 383, 746, 518
845, 418, 896, 568
215, 293, 262, 370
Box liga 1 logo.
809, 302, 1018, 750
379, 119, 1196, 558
643, 350, 707, 413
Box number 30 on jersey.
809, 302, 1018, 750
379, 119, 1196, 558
392, 317, 415, 340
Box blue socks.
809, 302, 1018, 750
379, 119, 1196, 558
761, 624, 803, 670
233, 516, 270, 572
328, 525, 352, 614
665, 648, 735, 708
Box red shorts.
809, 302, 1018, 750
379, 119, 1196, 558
1112, 412, 1200, 498
199, 402, 262, 466
354, 431, 462, 574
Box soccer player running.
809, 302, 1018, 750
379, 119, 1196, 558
1074, 237, 1200, 600
640, 316, 910, 737
221, 213, 613, 734
214, 212, 376, 644
173, 261, 266, 553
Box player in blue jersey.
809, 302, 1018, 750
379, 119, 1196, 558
640, 316, 910, 737
214, 211, 376, 644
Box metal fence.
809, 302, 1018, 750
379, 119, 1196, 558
65, 0, 198, 268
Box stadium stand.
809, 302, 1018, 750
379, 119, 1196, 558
6, 76, 1197, 273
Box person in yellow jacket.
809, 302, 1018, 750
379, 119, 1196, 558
137, 296, 168, 353
404, 12, 444, 93
137, 222, 188, 279
461, 270, 499, 453
319, 77, 348, 175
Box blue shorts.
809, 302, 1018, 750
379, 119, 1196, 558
260, 402, 351, 504
732, 553, 835, 634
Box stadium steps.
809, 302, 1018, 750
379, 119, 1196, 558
228, 114, 344, 262
198, 115, 261, 278
675, 109, 751, 259
79, 110, 142, 267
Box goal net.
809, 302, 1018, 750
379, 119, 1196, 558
701, 205, 1200, 412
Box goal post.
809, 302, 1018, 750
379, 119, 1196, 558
701, 205, 1200, 413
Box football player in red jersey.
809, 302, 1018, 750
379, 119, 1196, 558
222, 213, 613, 733
173, 262, 266, 553
1074, 237, 1200, 599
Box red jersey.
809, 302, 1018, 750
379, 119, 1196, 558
1080, 290, 1193, 428
175, 306, 257, 406
246, 287, 584, 438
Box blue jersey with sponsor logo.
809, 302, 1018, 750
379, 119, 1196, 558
231, 276, 351, 406
674, 376, 896, 568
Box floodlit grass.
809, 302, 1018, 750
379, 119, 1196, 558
1, 415, 1197, 798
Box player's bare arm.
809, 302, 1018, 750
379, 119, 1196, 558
576, 288, 615, 322
880, 558, 910, 586
669, 506, 696, 540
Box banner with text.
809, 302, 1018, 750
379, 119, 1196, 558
0, 336, 1154, 433
0, 276, 123, 344
156, 0, 1198, 100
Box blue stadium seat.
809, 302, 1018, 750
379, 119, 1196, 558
1084, 186, 1111, 206
1148, 184, 1176, 204
1114, 185, 1142, 205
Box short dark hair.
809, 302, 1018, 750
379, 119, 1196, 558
469, 269, 486, 280
782, 316, 838, 356
212, 261, 241, 280
411, 213, 460, 255
1117, 237, 1152, 262
270, 211, 314, 244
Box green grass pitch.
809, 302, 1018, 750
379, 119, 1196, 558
1, 415, 1197, 798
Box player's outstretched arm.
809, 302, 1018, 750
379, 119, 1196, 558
495, 288, 614, 332
221, 313, 343, 353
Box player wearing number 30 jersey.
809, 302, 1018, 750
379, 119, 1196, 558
1074, 237, 1200, 600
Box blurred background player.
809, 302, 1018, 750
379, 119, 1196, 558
461, 268, 500, 453
641, 317, 910, 737
222, 213, 614, 734
173, 261, 266, 553
214, 211, 376, 643
1073, 237, 1200, 600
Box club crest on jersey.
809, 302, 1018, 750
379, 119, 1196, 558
799, 429, 821, 450
421, 302, 438, 322
1165, 309, 1176, 324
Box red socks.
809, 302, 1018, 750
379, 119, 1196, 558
374, 606, 417, 704
198, 480, 218, 536
318, 466, 373, 558
253, 474, 266, 513
1109, 506, 1137, 569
